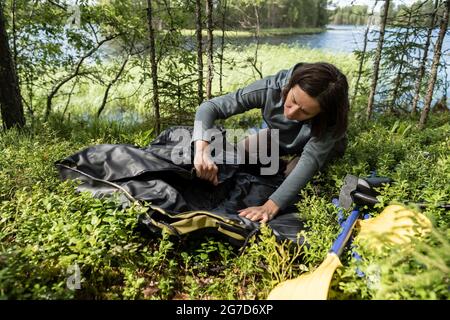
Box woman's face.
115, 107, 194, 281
284, 85, 321, 121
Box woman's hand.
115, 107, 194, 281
194, 140, 219, 186
238, 199, 280, 223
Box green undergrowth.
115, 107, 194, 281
0, 112, 449, 299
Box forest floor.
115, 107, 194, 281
0, 112, 448, 300
1, 45, 449, 300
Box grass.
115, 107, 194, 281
43, 44, 356, 123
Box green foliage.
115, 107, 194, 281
324, 114, 449, 300
376, 228, 449, 300
329, 2, 437, 26
3, 0, 333, 123
1, 110, 449, 300
219, 0, 329, 29
0, 117, 172, 299
182, 226, 306, 300
329, 5, 369, 25
334, 227, 450, 300
31, 44, 354, 127
296, 188, 342, 265
0, 182, 146, 299
157, 50, 199, 127
354, 2, 448, 116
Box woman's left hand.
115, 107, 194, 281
238, 199, 280, 223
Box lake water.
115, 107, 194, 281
228, 24, 450, 54
225, 25, 375, 52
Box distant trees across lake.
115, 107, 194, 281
329, 1, 444, 27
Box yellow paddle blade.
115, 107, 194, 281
267, 253, 342, 300
355, 204, 432, 252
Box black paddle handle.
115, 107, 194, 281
353, 192, 450, 210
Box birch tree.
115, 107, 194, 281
147, 0, 161, 134
419, 0, 450, 129
195, 0, 204, 105
352, 0, 377, 106
411, 0, 439, 116
366, 0, 390, 120
205, 0, 214, 99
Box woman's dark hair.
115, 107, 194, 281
282, 62, 349, 139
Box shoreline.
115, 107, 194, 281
179, 27, 326, 38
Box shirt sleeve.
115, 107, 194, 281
192, 79, 269, 142
269, 131, 340, 210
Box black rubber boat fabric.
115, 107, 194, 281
55, 126, 306, 246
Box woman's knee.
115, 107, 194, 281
237, 128, 272, 163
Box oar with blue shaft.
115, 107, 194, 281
267, 207, 361, 300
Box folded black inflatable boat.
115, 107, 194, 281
55, 126, 306, 246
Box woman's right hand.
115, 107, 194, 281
193, 140, 219, 186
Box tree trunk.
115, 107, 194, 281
45, 35, 116, 120
252, 4, 263, 79
412, 0, 439, 116
352, 25, 370, 105
366, 0, 390, 120
24, 72, 34, 117
390, 10, 413, 110
205, 0, 214, 100
419, 0, 450, 129
352, 1, 377, 106
195, 0, 204, 105
62, 81, 77, 119
0, 2, 25, 130
219, 0, 227, 95
147, 0, 161, 134
97, 54, 129, 118
12, 0, 17, 70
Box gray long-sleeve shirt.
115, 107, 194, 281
192, 63, 343, 210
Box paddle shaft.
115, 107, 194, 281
330, 208, 360, 257
267, 204, 361, 300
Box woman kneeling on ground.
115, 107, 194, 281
192, 62, 349, 223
